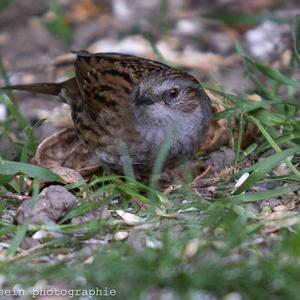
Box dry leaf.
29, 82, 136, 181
262, 211, 300, 234
35, 128, 101, 181
182, 238, 201, 258
68, 0, 103, 22
115, 210, 145, 225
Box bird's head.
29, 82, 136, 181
132, 69, 211, 126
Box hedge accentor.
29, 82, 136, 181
3, 51, 212, 176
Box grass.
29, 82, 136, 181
1, 8, 300, 300
42, 0, 71, 44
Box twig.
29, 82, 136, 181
0, 191, 30, 201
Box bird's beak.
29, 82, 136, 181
134, 92, 155, 106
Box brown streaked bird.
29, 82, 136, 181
2, 51, 212, 176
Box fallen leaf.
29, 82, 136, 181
115, 210, 145, 225
35, 128, 101, 181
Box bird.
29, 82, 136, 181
2, 50, 212, 177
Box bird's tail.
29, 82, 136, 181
1, 82, 64, 95
1, 78, 77, 104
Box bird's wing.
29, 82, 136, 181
72, 51, 169, 120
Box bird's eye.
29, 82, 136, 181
168, 88, 179, 98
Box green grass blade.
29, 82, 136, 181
292, 14, 300, 60
118, 184, 150, 203
88, 175, 119, 187
148, 134, 173, 198
255, 130, 300, 154
206, 88, 282, 120
144, 36, 168, 64
119, 144, 136, 181
160, 0, 171, 36
0, 160, 63, 183
59, 195, 113, 224
251, 108, 290, 126
234, 114, 244, 168
1, 94, 38, 153
247, 115, 300, 181
236, 43, 300, 88
43, 0, 71, 44
226, 184, 299, 203
7, 178, 40, 256
233, 148, 298, 194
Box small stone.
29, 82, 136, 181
114, 231, 129, 241
16, 185, 78, 225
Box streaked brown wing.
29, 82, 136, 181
73, 51, 169, 120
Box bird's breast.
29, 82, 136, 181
133, 109, 206, 168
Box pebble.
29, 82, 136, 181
114, 231, 129, 241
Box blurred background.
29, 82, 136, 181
0, 0, 298, 158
